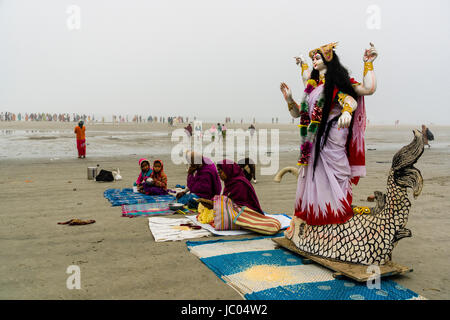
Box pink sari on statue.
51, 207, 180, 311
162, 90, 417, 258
294, 83, 366, 225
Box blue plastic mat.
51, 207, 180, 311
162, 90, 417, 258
186, 236, 425, 300
104, 188, 175, 206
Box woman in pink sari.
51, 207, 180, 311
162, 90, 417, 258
280, 42, 378, 225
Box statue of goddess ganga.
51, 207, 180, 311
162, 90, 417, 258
280, 42, 378, 226
277, 43, 425, 266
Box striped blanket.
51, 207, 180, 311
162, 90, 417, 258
187, 236, 426, 300
122, 203, 174, 217
104, 188, 175, 206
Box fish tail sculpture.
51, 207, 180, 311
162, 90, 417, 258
273, 166, 299, 182
278, 130, 424, 265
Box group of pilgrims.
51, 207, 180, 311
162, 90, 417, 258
133, 151, 278, 234
134, 151, 263, 213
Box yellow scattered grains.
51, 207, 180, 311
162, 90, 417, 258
171, 226, 191, 231
241, 265, 295, 283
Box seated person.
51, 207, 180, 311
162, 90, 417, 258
142, 160, 168, 195
197, 160, 280, 235
176, 151, 222, 200
216, 159, 263, 214
135, 158, 152, 193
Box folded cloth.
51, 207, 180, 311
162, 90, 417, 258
148, 216, 211, 242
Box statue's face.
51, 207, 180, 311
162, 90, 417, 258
312, 53, 326, 71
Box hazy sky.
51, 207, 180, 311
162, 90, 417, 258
1, 0, 449, 124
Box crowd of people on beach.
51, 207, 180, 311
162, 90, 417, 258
114, 115, 189, 125
1, 111, 233, 127
0, 112, 192, 125
0, 112, 91, 122
0, 111, 266, 125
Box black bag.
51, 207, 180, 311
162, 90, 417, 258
426, 129, 434, 141
95, 169, 114, 182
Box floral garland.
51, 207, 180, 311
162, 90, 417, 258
297, 79, 325, 166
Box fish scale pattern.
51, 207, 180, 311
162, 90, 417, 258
289, 130, 424, 265
292, 172, 410, 265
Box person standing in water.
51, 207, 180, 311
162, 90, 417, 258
421, 124, 433, 148
74, 120, 86, 158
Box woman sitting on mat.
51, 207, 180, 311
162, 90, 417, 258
177, 151, 222, 201
143, 160, 169, 195
197, 160, 281, 235
135, 158, 152, 193
216, 159, 263, 214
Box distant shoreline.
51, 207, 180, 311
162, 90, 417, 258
1, 121, 448, 128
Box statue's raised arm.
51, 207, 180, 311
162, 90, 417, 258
294, 54, 310, 87
280, 82, 301, 118
354, 42, 378, 96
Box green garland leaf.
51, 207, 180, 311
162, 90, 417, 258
300, 102, 308, 112
300, 126, 308, 136
308, 123, 319, 134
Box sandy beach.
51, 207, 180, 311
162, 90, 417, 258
0, 121, 449, 300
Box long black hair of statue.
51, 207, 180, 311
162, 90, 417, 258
309, 51, 358, 173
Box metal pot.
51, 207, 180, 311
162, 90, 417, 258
87, 167, 98, 180
169, 203, 184, 210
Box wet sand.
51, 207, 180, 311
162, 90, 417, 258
0, 122, 449, 299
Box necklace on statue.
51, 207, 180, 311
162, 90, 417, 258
297, 80, 325, 167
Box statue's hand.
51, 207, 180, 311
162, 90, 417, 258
338, 111, 352, 129
363, 42, 378, 62
280, 82, 293, 103
294, 54, 307, 66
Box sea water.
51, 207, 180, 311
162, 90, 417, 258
1, 126, 449, 160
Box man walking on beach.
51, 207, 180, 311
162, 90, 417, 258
74, 120, 86, 158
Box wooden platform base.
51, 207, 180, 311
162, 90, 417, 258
273, 237, 413, 282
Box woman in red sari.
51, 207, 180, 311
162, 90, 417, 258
74, 120, 86, 158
